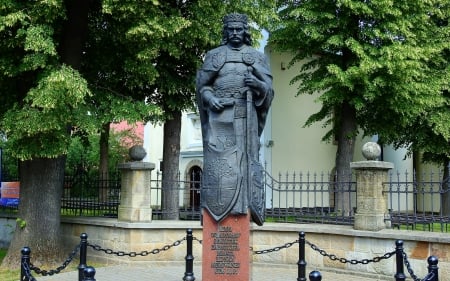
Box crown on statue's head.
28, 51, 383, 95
223, 13, 248, 24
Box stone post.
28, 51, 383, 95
118, 145, 155, 222
350, 142, 394, 231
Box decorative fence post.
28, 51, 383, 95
83, 266, 96, 281
297, 231, 306, 281
117, 146, 155, 222
20, 246, 32, 281
394, 240, 406, 281
183, 228, 195, 281
78, 233, 88, 281
350, 142, 394, 231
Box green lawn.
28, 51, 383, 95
396, 222, 449, 232
0, 248, 20, 281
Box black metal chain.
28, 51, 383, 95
30, 244, 81, 276
22, 232, 427, 281
252, 239, 299, 255
83, 233, 420, 281
88, 237, 186, 257
306, 240, 396, 264
402, 251, 421, 281
193, 236, 202, 244
22, 261, 37, 281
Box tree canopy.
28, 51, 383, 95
271, 0, 450, 165
0, 2, 91, 160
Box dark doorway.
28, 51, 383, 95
189, 166, 202, 210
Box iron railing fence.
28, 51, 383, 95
386, 169, 450, 232
150, 170, 202, 221
264, 171, 356, 225
61, 171, 121, 217
2, 168, 450, 232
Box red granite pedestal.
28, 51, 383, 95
202, 210, 251, 281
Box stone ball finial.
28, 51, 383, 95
129, 145, 146, 161
362, 142, 381, 160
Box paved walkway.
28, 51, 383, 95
36, 262, 394, 281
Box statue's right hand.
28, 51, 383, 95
209, 97, 224, 111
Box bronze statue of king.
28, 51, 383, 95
196, 13, 274, 225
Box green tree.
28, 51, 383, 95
66, 128, 139, 176
271, 0, 449, 215
80, 1, 161, 201
0, 0, 160, 267
0, 0, 93, 267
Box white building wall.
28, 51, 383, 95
383, 145, 415, 212
143, 122, 163, 171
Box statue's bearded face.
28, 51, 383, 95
226, 21, 245, 48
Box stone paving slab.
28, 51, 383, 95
36, 262, 394, 281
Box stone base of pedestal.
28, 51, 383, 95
202, 210, 251, 281
118, 206, 152, 222
354, 213, 388, 231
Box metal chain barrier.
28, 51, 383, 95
87, 237, 186, 257
192, 236, 202, 244
252, 239, 299, 255
192, 231, 436, 281
20, 230, 437, 281
248, 235, 397, 265
22, 261, 37, 281
30, 244, 81, 276
306, 240, 396, 264
402, 251, 421, 281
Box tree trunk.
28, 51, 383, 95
1, 157, 65, 268
442, 158, 450, 215
334, 101, 357, 216
59, 0, 91, 70
1, 0, 92, 269
99, 122, 110, 202
161, 111, 182, 220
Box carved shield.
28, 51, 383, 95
202, 146, 243, 222
249, 160, 265, 226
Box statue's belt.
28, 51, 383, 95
213, 87, 249, 99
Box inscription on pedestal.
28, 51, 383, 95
210, 226, 241, 275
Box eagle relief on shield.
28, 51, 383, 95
202, 146, 243, 222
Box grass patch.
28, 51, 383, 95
0, 248, 20, 281
0, 268, 19, 281
0, 247, 105, 281
0, 248, 7, 262
396, 222, 449, 232
265, 216, 297, 223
